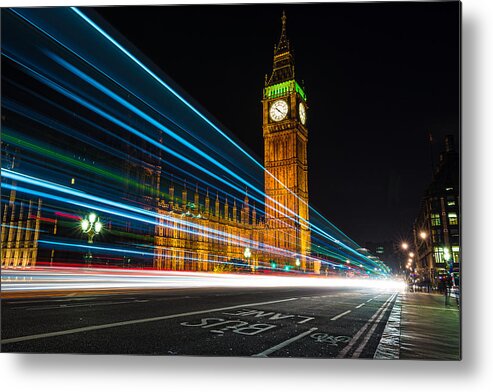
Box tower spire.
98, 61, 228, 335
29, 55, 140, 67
267, 11, 295, 86
276, 10, 289, 55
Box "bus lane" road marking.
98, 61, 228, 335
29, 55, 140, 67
1, 297, 299, 344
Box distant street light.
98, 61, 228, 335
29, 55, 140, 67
401, 242, 409, 250
419, 231, 428, 240
409, 252, 415, 258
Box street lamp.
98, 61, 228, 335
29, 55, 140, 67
419, 231, 428, 240
244, 247, 252, 272
81, 212, 103, 244
409, 252, 415, 258
81, 212, 103, 266
401, 242, 409, 250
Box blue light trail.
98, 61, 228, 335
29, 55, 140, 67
1, 7, 391, 277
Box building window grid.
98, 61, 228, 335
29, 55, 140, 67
431, 213, 441, 226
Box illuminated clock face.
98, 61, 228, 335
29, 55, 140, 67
299, 102, 307, 125
269, 99, 288, 122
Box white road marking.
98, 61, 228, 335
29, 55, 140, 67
351, 294, 397, 358
337, 293, 396, 358
297, 316, 315, 324
374, 294, 402, 359
12, 300, 149, 311
1, 297, 298, 344
366, 298, 373, 303
330, 310, 351, 321
8, 297, 99, 304
252, 327, 319, 357
355, 303, 365, 309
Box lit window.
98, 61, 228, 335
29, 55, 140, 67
71, 178, 75, 185
447, 201, 456, 206
431, 213, 441, 226
446, 187, 453, 191
452, 247, 460, 263
433, 246, 445, 264
448, 212, 458, 225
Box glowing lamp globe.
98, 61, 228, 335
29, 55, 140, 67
81, 219, 89, 231
94, 221, 103, 233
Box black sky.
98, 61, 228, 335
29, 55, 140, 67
91, 1, 460, 245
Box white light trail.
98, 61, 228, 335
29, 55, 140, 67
1, 267, 406, 294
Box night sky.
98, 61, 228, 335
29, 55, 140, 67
90, 1, 460, 245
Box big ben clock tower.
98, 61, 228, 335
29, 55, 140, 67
263, 12, 317, 273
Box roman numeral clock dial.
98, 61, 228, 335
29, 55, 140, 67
269, 99, 288, 122
299, 102, 306, 125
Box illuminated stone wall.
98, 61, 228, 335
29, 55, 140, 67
153, 190, 263, 272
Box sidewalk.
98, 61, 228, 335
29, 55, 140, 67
399, 291, 461, 360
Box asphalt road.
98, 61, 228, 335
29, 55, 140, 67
1, 286, 398, 358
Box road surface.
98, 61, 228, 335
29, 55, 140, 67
1, 283, 399, 358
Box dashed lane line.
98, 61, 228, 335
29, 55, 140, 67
355, 303, 365, 309
252, 327, 319, 357
12, 300, 150, 311
330, 310, 351, 321
5, 297, 102, 305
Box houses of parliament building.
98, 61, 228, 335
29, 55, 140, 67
1, 13, 319, 274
